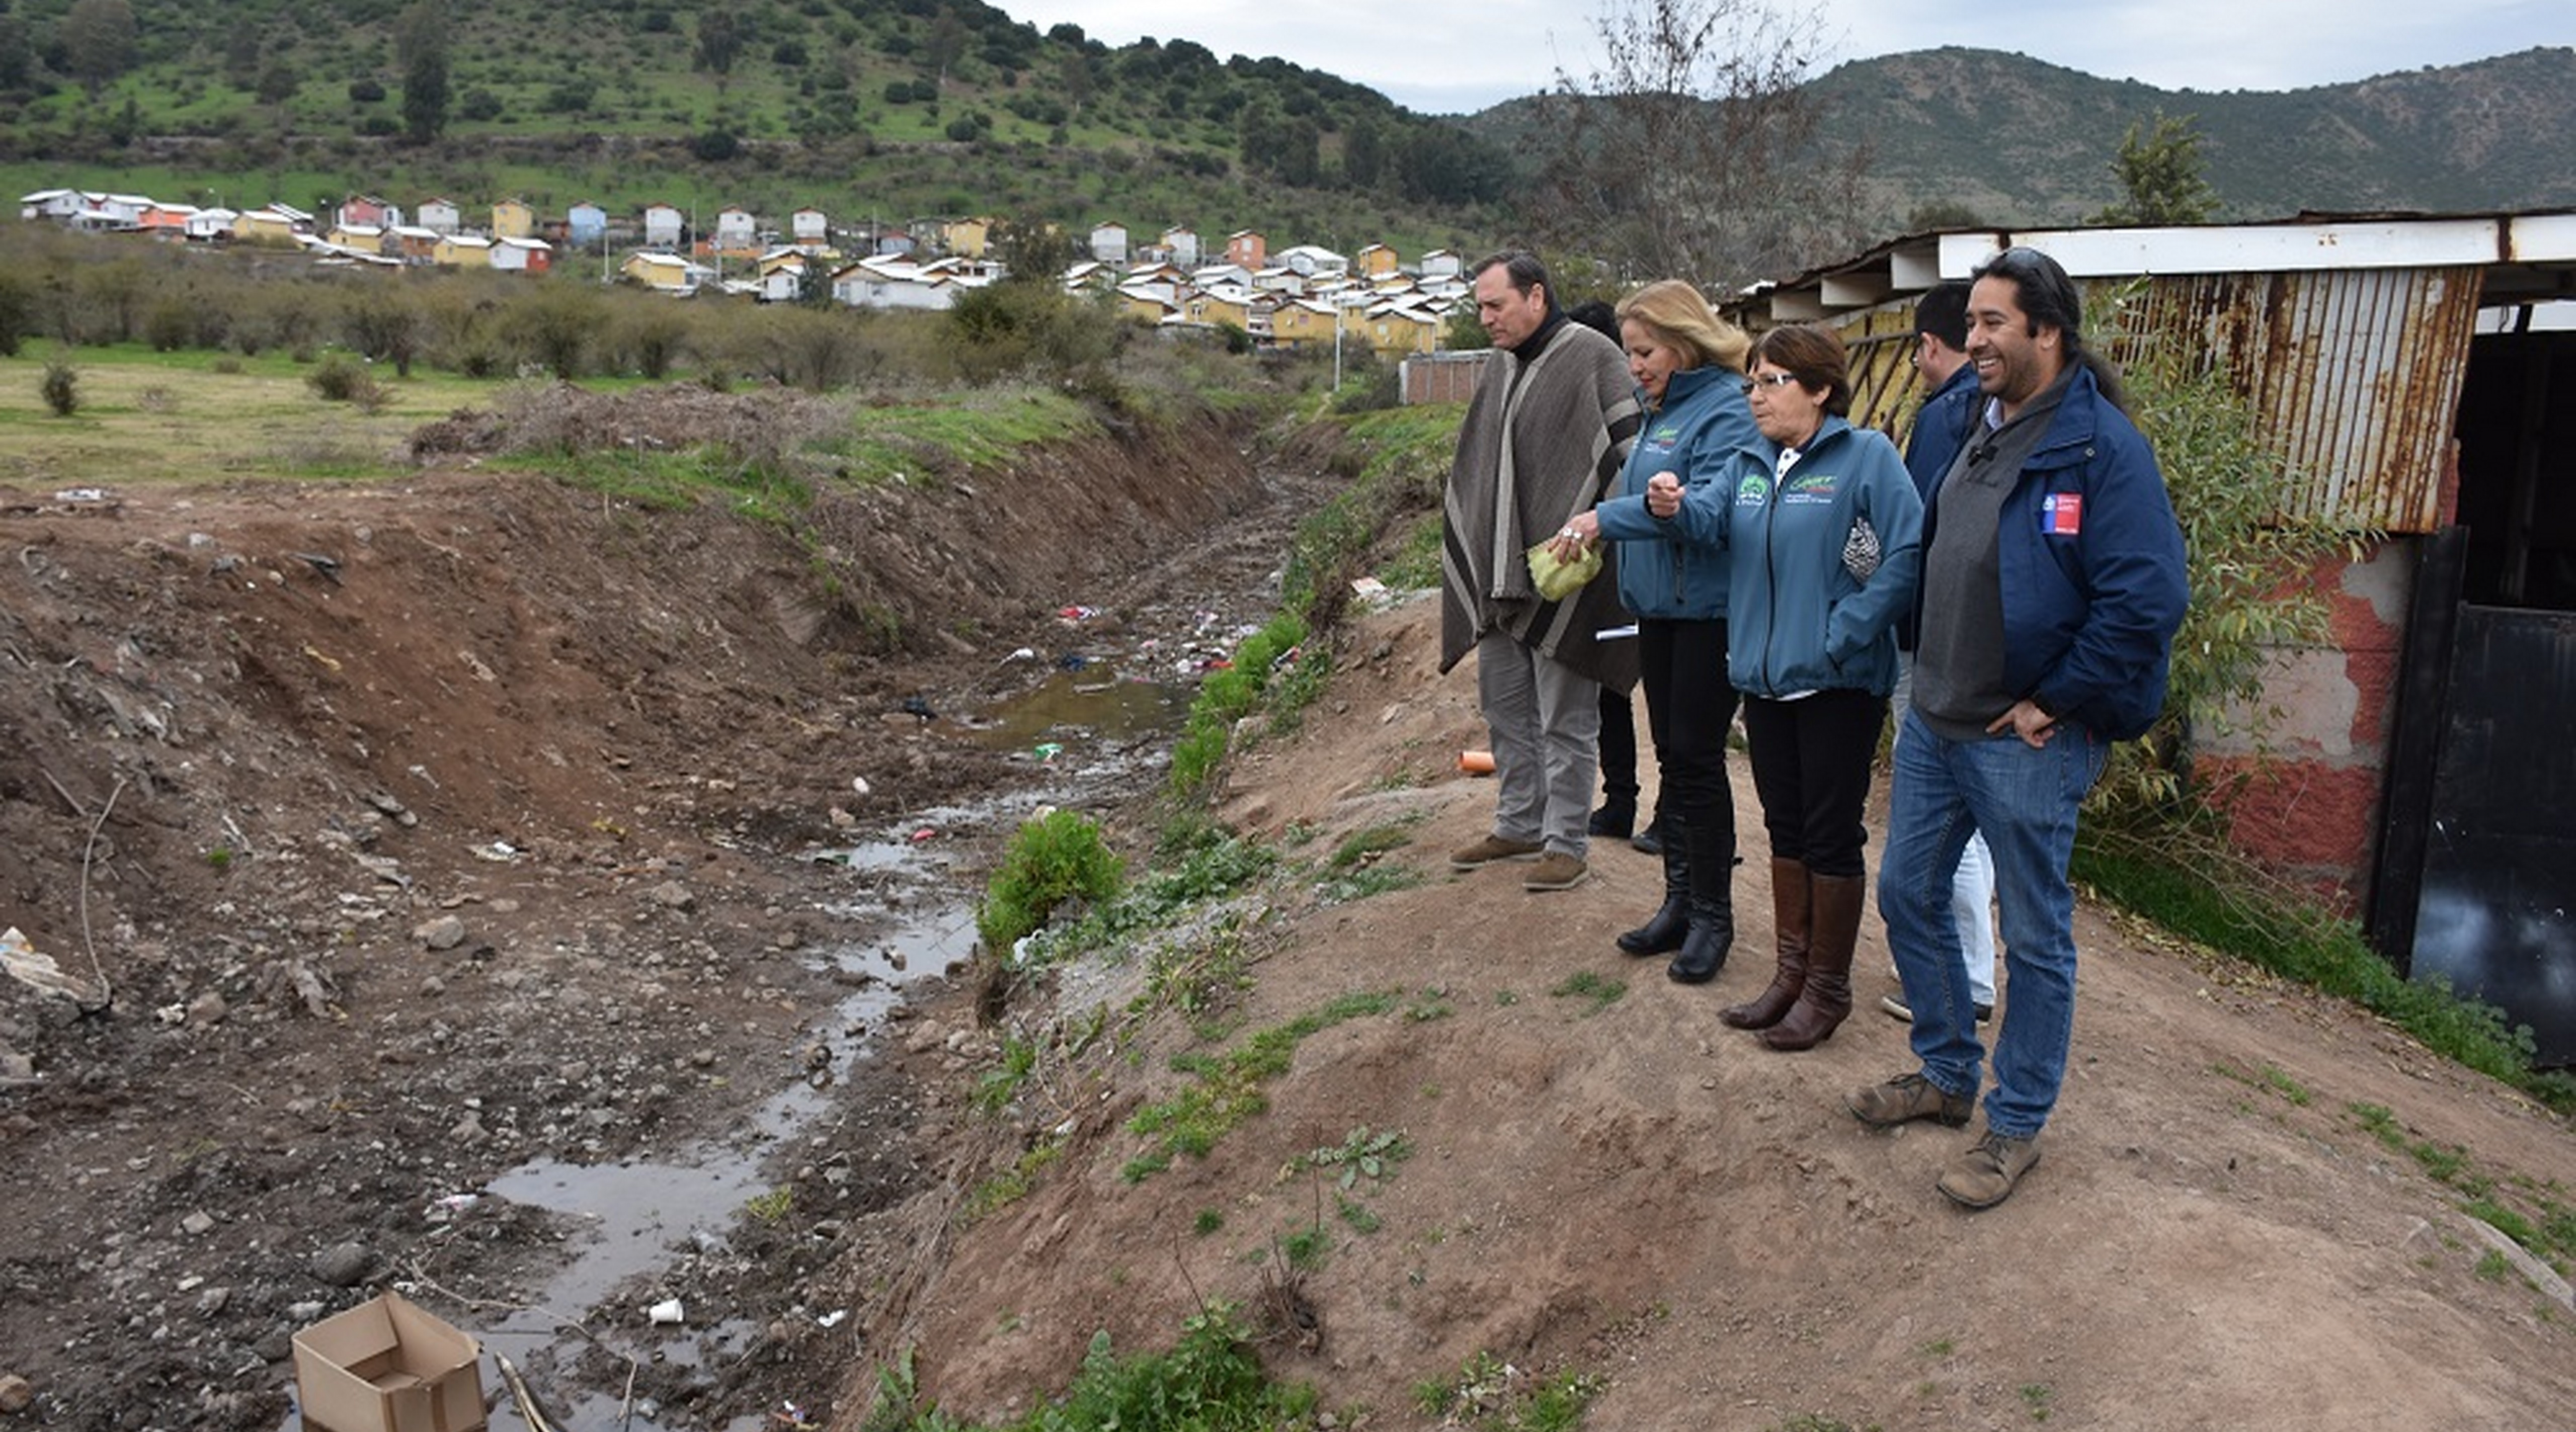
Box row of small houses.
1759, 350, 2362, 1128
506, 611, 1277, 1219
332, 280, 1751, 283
21, 186, 1478, 349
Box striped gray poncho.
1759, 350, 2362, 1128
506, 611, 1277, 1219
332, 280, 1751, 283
1437, 318, 1643, 692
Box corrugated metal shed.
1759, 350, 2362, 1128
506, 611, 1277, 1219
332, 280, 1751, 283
2108, 267, 2482, 532
1735, 212, 2576, 535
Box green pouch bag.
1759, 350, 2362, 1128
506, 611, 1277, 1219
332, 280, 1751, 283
1526, 540, 1601, 602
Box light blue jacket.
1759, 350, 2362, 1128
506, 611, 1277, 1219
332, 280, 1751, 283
1670, 415, 1923, 698
1591, 365, 1756, 621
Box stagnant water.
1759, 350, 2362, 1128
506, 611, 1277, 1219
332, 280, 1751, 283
285, 661, 1202, 1432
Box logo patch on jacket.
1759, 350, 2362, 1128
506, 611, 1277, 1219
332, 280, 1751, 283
2041, 493, 2082, 535
1644, 420, 1684, 454
1783, 471, 1840, 504
1735, 474, 1770, 504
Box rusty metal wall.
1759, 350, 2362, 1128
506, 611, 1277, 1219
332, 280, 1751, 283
1807, 267, 2478, 533
2110, 267, 2482, 533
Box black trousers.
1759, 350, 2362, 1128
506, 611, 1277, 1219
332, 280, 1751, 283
1638, 618, 1737, 890
1596, 687, 1639, 809
1740, 687, 1887, 879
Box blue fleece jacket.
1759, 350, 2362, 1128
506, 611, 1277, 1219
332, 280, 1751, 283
1592, 365, 1756, 621
1923, 362, 2189, 741
1672, 415, 1923, 699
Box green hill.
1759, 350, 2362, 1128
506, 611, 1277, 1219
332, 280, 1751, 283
0, 0, 1509, 257
1799, 44, 2576, 229
6, 0, 2572, 274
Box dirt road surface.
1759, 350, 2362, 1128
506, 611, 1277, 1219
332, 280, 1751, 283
4, 414, 2572, 1432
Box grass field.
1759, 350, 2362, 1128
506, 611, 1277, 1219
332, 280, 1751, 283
0, 344, 514, 487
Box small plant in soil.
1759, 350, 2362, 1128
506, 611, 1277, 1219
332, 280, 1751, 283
1550, 970, 1626, 1016
1307, 1125, 1410, 1190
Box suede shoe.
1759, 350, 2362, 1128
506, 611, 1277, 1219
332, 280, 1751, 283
1586, 803, 1635, 840
1939, 1129, 2042, 1210
1878, 994, 1993, 1024
1522, 852, 1589, 892
1449, 835, 1543, 871
1844, 1073, 1974, 1129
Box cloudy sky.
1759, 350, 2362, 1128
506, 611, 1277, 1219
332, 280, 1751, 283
999, 0, 2574, 115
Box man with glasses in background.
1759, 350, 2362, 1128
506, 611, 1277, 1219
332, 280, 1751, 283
1845, 248, 2188, 1210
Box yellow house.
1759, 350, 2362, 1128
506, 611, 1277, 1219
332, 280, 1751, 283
492, 199, 535, 239
233, 209, 302, 246
326, 223, 387, 255
1116, 290, 1176, 324
1353, 242, 1400, 278
1268, 298, 1339, 349
434, 233, 493, 268
1364, 305, 1440, 357
1185, 292, 1253, 331
944, 216, 992, 258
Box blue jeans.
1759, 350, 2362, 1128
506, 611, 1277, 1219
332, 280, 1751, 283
1877, 709, 2108, 1138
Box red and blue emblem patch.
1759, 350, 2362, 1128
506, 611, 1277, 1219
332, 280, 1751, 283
2040, 493, 2082, 535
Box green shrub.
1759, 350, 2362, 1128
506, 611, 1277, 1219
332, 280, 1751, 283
306, 351, 386, 407
979, 809, 1124, 955
39, 357, 78, 416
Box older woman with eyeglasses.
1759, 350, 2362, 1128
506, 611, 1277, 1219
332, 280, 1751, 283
1550, 280, 1756, 984
1647, 323, 1922, 1050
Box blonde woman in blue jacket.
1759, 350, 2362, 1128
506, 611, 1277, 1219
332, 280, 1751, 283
1648, 323, 1922, 1050
1553, 281, 1755, 984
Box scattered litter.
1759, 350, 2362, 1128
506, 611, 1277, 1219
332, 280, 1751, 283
1057, 605, 1097, 623
647, 1298, 685, 1326
909, 827, 938, 843
1, 926, 107, 1006
1057, 652, 1090, 671
900, 695, 937, 721
1350, 575, 1389, 597
1269, 644, 1302, 672
470, 841, 520, 863
850, 776, 872, 797
303, 644, 343, 672
1005, 646, 1037, 662
773, 1402, 814, 1428
1032, 742, 1063, 763
428, 1193, 481, 1219
53, 487, 110, 503
816, 1309, 848, 1329
1459, 750, 1496, 775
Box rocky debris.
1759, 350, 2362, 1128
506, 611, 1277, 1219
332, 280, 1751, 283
0, 1374, 33, 1414
312, 1242, 375, 1288
413, 915, 468, 951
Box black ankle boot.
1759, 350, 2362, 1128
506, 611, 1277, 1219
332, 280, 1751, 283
1617, 807, 1688, 956
1586, 802, 1636, 839
1616, 894, 1688, 957
1667, 895, 1734, 984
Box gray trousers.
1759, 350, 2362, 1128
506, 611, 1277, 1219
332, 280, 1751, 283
1477, 629, 1601, 857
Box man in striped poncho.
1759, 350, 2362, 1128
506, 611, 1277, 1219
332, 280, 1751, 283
1439, 250, 1643, 895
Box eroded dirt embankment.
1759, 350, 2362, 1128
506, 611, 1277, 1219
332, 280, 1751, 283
0, 397, 1327, 1428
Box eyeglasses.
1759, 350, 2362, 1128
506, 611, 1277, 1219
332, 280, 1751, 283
1740, 372, 1801, 396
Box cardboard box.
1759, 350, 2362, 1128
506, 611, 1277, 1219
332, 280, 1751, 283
292, 1292, 488, 1432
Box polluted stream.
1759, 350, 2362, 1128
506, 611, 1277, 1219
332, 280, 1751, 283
313, 647, 1218, 1432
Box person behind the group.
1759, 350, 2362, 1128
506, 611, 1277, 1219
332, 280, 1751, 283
1565, 299, 1647, 848
1551, 280, 1756, 983
1439, 250, 1643, 894
1847, 246, 2187, 1210
1648, 323, 1922, 1049
1882, 280, 2001, 1028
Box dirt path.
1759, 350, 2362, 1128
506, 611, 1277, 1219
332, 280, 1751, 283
6, 425, 2572, 1432
878, 590, 2576, 1432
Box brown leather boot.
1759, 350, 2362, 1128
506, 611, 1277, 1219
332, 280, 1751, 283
1720, 858, 1811, 1030
1763, 871, 1863, 1051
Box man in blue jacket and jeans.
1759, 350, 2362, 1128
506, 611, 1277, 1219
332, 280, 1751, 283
1846, 247, 2188, 1210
